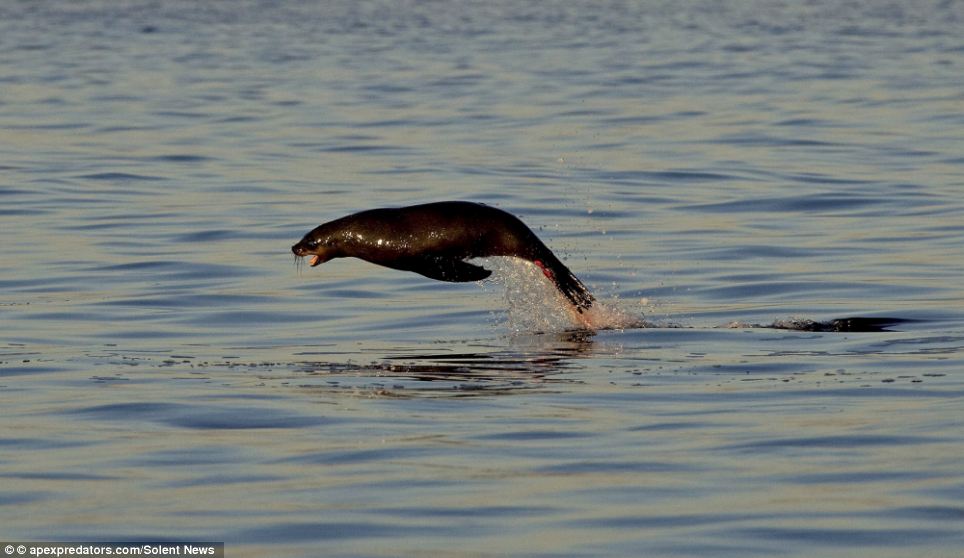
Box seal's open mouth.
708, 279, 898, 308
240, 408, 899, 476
309, 255, 321, 267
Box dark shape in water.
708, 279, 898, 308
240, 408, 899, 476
292, 201, 594, 313
769, 317, 913, 332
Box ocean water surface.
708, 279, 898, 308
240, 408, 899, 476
2, 1, 963, 557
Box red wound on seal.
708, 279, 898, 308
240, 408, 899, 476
533, 259, 555, 280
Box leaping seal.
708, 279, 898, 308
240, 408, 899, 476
291, 201, 595, 313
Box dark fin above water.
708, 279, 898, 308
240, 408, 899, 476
410, 257, 493, 283
770, 316, 913, 332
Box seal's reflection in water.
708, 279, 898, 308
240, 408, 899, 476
295, 331, 598, 397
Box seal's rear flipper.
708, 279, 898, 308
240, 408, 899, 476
552, 269, 594, 313
532, 256, 595, 314
411, 257, 493, 283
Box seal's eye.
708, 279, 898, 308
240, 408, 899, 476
306, 239, 319, 249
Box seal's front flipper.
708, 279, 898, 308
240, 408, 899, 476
411, 257, 492, 283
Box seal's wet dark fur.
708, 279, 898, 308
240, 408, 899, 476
292, 201, 594, 313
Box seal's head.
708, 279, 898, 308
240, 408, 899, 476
291, 225, 343, 267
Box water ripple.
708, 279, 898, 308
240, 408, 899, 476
69, 402, 329, 430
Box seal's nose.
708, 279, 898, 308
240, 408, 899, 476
291, 244, 303, 256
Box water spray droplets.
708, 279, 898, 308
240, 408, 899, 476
476, 257, 646, 333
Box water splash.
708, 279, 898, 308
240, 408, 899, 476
476, 257, 646, 333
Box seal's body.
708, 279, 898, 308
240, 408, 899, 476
292, 201, 594, 312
